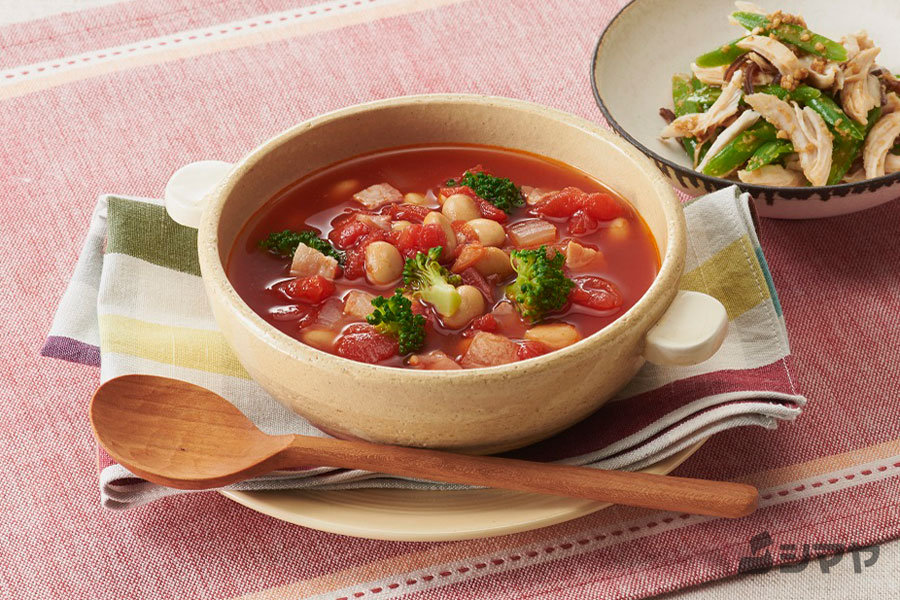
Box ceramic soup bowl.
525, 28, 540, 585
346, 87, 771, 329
180, 95, 727, 454
592, 0, 900, 219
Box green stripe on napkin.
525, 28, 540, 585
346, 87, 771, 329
106, 196, 201, 276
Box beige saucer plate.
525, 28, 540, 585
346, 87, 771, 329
220, 441, 705, 541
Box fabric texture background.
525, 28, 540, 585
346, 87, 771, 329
1, 0, 899, 599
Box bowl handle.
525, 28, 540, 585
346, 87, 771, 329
164, 160, 234, 228
643, 290, 728, 367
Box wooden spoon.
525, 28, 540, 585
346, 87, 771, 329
89, 375, 758, 518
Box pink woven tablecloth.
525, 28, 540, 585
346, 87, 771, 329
1, 1, 899, 598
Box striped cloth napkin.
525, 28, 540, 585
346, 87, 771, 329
43, 185, 804, 508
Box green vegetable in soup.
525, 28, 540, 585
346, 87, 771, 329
731, 11, 847, 62
446, 171, 524, 214
505, 246, 574, 323
366, 290, 426, 355
401, 247, 462, 317
260, 229, 345, 265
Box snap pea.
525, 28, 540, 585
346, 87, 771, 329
702, 121, 778, 177
695, 36, 749, 68
746, 139, 794, 171
828, 107, 882, 185
731, 12, 847, 62
672, 75, 699, 160
791, 86, 865, 141
672, 75, 717, 164
756, 84, 791, 101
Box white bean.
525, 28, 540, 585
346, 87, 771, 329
442, 193, 480, 222
423, 211, 457, 255
391, 220, 412, 233
474, 246, 514, 278
607, 217, 630, 241
365, 241, 403, 285
441, 285, 486, 329
300, 327, 338, 351
404, 192, 427, 205
329, 179, 360, 200
467, 218, 506, 247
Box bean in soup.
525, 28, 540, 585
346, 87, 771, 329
228, 144, 659, 369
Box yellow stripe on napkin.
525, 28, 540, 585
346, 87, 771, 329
98, 314, 249, 379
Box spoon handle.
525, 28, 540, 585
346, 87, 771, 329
282, 436, 757, 518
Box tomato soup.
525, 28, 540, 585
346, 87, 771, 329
227, 144, 659, 369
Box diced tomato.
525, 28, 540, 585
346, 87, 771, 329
568, 209, 599, 235
335, 323, 399, 363
329, 215, 372, 249
533, 187, 585, 218
269, 304, 319, 327
569, 276, 623, 312
517, 340, 550, 360
462, 313, 499, 338
459, 267, 494, 301
393, 223, 447, 258
474, 197, 508, 223
582, 192, 626, 221
534, 188, 625, 225
383, 203, 430, 223
278, 275, 336, 304
439, 185, 477, 200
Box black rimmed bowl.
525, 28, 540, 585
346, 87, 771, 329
591, 0, 900, 219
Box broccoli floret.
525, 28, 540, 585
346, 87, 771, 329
505, 246, 574, 322
366, 290, 426, 354
260, 229, 345, 265
401, 247, 463, 317
446, 171, 524, 214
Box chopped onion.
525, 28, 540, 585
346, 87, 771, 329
508, 219, 557, 248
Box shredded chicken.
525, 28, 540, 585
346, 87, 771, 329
744, 93, 833, 186
841, 48, 881, 124
661, 70, 744, 140
841, 31, 875, 61
885, 154, 900, 175
797, 55, 841, 90
738, 165, 808, 186
733, 1, 765, 14
697, 110, 761, 173
736, 36, 805, 89
691, 63, 729, 86
885, 92, 900, 115
863, 112, 900, 178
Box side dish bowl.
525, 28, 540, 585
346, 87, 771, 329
192, 95, 725, 453
591, 0, 900, 219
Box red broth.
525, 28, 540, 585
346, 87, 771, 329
227, 144, 660, 369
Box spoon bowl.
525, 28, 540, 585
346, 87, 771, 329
90, 374, 759, 518
90, 375, 294, 487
